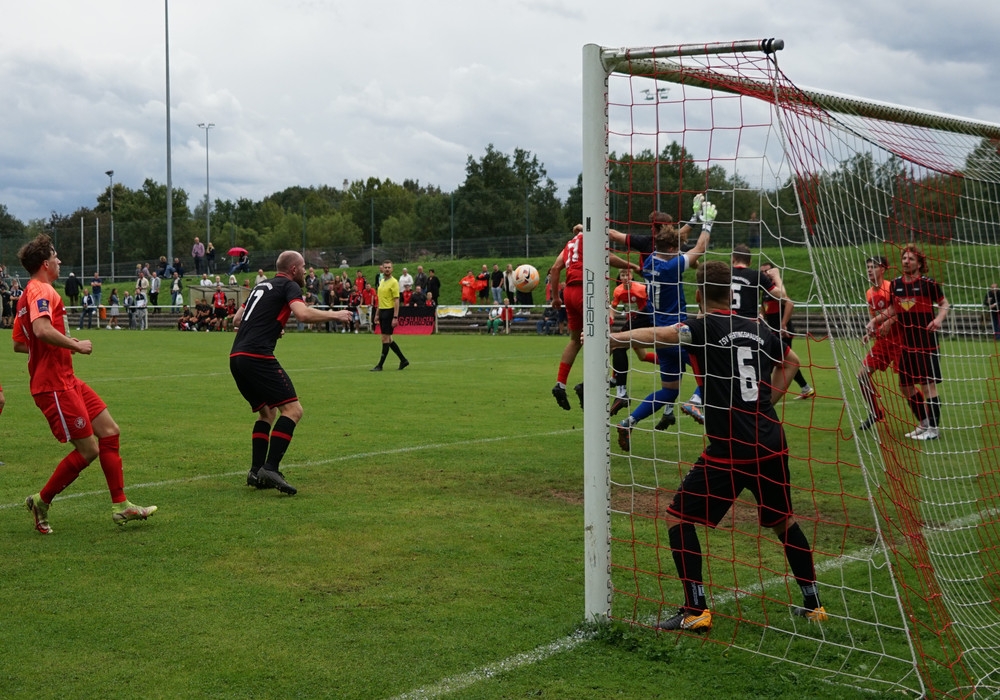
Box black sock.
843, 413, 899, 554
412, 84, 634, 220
794, 370, 808, 389
264, 416, 297, 470
907, 390, 926, 422
378, 344, 390, 366
780, 523, 821, 609
611, 348, 629, 387
926, 396, 941, 428
251, 419, 271, 473
390, 341, 405, 361
669, 523, 706, 611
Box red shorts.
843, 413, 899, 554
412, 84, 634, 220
32, 378, 106, 443
563, 283, 583, 332
863, 338, 901, 373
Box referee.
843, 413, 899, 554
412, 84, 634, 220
230, 250, 353, 495
370, 259, 410, 371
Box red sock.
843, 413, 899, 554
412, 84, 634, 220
644, 352, 656, 364
557, 361, 572, 385
98, 434, 127, 504
40, 450, 90, 504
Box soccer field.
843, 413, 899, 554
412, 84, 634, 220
0, 330, 916, 698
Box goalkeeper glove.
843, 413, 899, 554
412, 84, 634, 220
700, 201, 717, 233
689, 194, 705, 225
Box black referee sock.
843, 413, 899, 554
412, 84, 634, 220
780, 523, 821, 609
926, 396, 941, 428
251, 420, 271, 473
264, 416, 297, 471
378, 344, 390, 366
389, 341, 405, 361
669, 523, 707, 611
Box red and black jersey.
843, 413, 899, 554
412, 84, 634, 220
730, 266, 776, 319
890, 275, 945, 349
230, 273, 303, 358
680, 311, 788, 463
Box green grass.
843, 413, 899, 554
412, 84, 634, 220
0, 329, 992, 698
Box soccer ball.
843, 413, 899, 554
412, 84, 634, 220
513, 264, 540, 293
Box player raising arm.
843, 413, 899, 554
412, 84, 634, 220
610, 260, 825, 632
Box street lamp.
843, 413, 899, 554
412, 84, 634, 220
106, 170, 115, 281
197, 122, 215, 242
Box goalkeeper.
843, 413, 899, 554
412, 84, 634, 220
616, 195, 715, 451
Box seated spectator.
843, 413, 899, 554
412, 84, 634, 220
537, 305, 558, 335
487, 301, 503, 336
499, 298, 514, 335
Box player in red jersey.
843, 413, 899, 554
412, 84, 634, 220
856, 256, 905, 432
549, 224, 637, 410
13, 234, 157, 534
866, 245, 950, 441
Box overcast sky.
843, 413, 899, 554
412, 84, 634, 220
2, 0, 999, 223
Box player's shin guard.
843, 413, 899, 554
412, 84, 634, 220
98, 434, 126, 503
780, 522, 821, 610
926, 395, 941, 428
252, 420, 271, 472
40, 449, 90, 503
264, 415, 297, 470
669, 523, 706, 611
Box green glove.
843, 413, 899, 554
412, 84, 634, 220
700, 201, 718, 233
691, 194, 704, 222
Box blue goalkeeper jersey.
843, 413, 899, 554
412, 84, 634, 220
642, 252, 689, 327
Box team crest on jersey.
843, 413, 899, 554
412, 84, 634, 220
897, 299, 917, 311
36, 298, 50, 313
74, 416, 86, 429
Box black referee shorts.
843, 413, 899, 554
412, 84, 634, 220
377, 308, 396, 336
230, 355, 298, 412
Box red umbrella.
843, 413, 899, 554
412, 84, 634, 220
228, 247, 247, 257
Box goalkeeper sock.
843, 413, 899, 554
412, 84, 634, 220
907, 391, 926, 422
780, 523, 820, 608
926, 396, 941, 428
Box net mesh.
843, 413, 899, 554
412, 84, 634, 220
602, 42, 1000, 698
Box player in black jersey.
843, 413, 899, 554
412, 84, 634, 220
611, 260, 825, 633
230, 250, 354, 495
758, 262, 813, 399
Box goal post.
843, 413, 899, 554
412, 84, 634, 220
582, 38, 1000, 698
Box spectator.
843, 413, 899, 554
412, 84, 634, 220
321, 267, 335, 308
490, 264, 504, 304
1, 281, 12, 328
170, 272, 183, 311
199, 273, 213, 287
78, 286, 95, 330
985, 283, 1000, 341
173, 258, 185, 278
414, 265, 428, 293
426, 269, 441, 306
361, 281, 376, 331
399, 267, 414, 293
460, 269, 477, 306
410, 285, 426, 307
487, 301, 504, 335
213, 284, 228, 330
476, 264, 490, 305
106, 288, 121, 330
192, 236, 206, 275
123, 290, 136, 329
339, 258, 349, 268
90, 271, 103, 308
149, 271, 161, 314
134, 287, 148, 330
354, 269, 366, 294
64, 272, 81, 307
255, 269, 268, 286
305, 267, 321, 301
537, 305, 558, 335
206, 241, 217, 274
346, 287, 362, 333
503, 264, 517, 304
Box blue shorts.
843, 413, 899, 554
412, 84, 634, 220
656, 344, 689, 383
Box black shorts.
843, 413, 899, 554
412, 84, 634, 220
377, 308, 396, 336
230, 355, 298, 413
617, 311, 653, 333
898, 347, 942, 386
667, 453, 793, 529
214, 307, 227, 319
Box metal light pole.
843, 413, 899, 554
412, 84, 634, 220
165, 0, 173, 265
197, 122, 214, 243
106, 170, 115, 281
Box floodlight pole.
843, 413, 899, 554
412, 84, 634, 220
106, 170, 114, 281
197, 122, 214, 243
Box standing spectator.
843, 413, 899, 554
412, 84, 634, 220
230, 250, 353, 495
134, 287, 148, 330
206, 241, 216, 274
410, 285, 426, 307
170, 272, 184, 311
985, 283, 1000, 341
609, 260, 825, 632
352, 269, 365, 295
14, 234, 157, 534
399, 267, 414, 293
212, 284, 228, 329
78, 286, 96, 330
370, 259, 410, 372
64, 272, 81, 307
321, 267, 335, 308
414, 265, 428, 294
866, 244, 950, 441
460, 270, 477, 306
361, 281, 376, 331
106, 288, 121, 330
490, 264, 504, 304
1, 283, 11, 329
149, 271, 161, 313
123, 289, 136, 330
503, 263, 517, 304
192, 236, 206, 275
476, 264, 490, 306
90, 271, 103, 308
426, 269, 441, 307
305, 267, 321, 302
